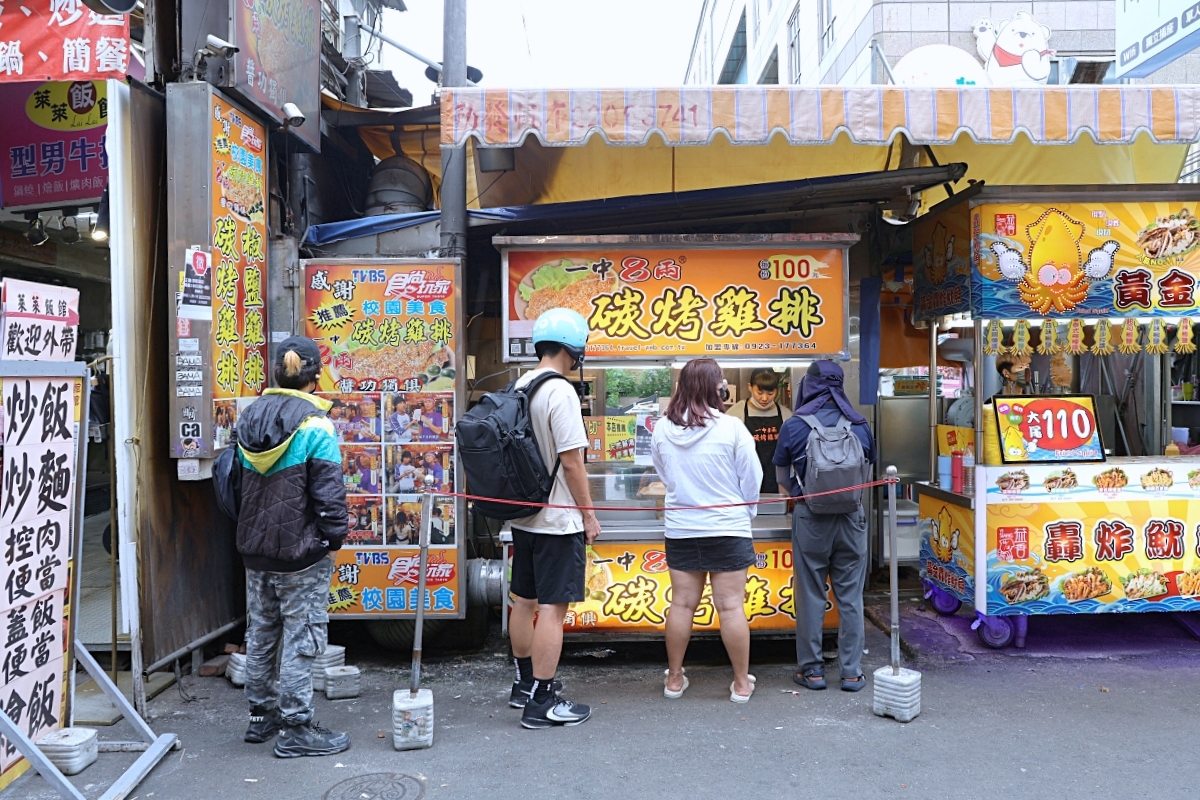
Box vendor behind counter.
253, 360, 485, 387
726, 368, 791, 494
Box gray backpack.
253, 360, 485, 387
800, 414, 869, 514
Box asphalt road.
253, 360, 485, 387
4, 609, 1198, 800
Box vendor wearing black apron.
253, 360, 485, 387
726, 368, 792, 494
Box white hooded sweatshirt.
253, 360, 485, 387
650, 410, 762, 539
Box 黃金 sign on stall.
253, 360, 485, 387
301, 258, 465, 620
499, 235, 854, 361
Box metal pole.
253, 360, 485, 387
439, 0, 468, 262
411, 475, 435, 697
887, 465, 900, 676
928, 319, 938, 482
358, 23, 479, 86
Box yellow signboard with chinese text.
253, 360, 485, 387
918, 494, 976, 605
973, 201, 1200, 318
547, 541, 838, 633
211, 98, 269, 401
983, 461, 1200, 615
327, 547, 460, 616
502, 241, 851, 360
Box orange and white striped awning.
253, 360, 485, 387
441, 86, 1200, 148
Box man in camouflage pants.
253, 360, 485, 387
243, 560, 336, 744
235, 337, 350, 758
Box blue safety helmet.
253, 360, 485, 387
531, 308, 589, 366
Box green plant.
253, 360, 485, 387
605, 368, 672, 409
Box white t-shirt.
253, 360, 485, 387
510, 368, 588, 535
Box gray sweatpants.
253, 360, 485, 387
244, 557, 334, 725
792, 503, 868, 679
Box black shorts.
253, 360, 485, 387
665, 535, 756, 573
510, 529, 586, 605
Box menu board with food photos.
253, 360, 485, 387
981, 461, 1200, 615
303, 259, 462, 618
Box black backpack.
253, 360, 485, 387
457, 371, 571, 520
213, 446, 241, 521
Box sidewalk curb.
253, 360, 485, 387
864, 605, 921, 663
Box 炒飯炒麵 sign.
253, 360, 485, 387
500, 236, 854, 361
0, 374, 80, 789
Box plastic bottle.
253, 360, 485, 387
962, 444, 975, 494
1166, 442, 1181, 457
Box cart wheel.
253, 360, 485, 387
929, 589, 962, 616
976, 617, 1015, 649
365, 619, 449, 652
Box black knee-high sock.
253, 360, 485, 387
532, 676, 556, 703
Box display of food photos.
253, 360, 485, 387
303, 259, 461, 617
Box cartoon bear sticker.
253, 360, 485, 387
974, 12, 1054, 86
990, 209, 1120, 315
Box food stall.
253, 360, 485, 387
912, 185, 1200, 648
495, 234, 855, 637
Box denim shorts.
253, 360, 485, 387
665, 535, 756, 573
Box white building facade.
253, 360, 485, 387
684, 1, 1198, 87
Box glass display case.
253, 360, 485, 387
584, 461, 792, 543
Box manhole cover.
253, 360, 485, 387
324, 772, 425, 800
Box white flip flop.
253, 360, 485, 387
729, 674, 757, 703
664, 669, 689, 699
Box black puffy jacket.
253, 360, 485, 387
236, 389, 347, 572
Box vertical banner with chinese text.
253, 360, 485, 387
168, 84, 268, 460
303, 259, 463, 618
0, 374, 79, 789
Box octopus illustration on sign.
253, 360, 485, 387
990, 209, 1120, 315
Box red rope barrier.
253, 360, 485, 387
438, 477, 899, 513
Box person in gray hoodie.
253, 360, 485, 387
651, 358, 761, 703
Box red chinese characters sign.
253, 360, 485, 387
0, 80, 106, 210
0, 2, 129, 82
502, 240, 852, 361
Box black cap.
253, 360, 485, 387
276, 335, 321, 368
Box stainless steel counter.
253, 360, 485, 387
597, 515, 793, 542
913, 481, 974, 510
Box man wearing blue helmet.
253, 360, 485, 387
508, 308, 600, 729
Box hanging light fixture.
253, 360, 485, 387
24, 213, 48, 247
59, 207, 80, 244
91, 187, 109, 242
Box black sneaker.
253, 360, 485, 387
509, 678, 562, 709
244, 705, 282, 743
509, 680, 533, 708
520, 685, 591, 729
272, 720, 351, 758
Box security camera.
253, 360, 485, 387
281, 102, 305, 128
204, 34, 239, 59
